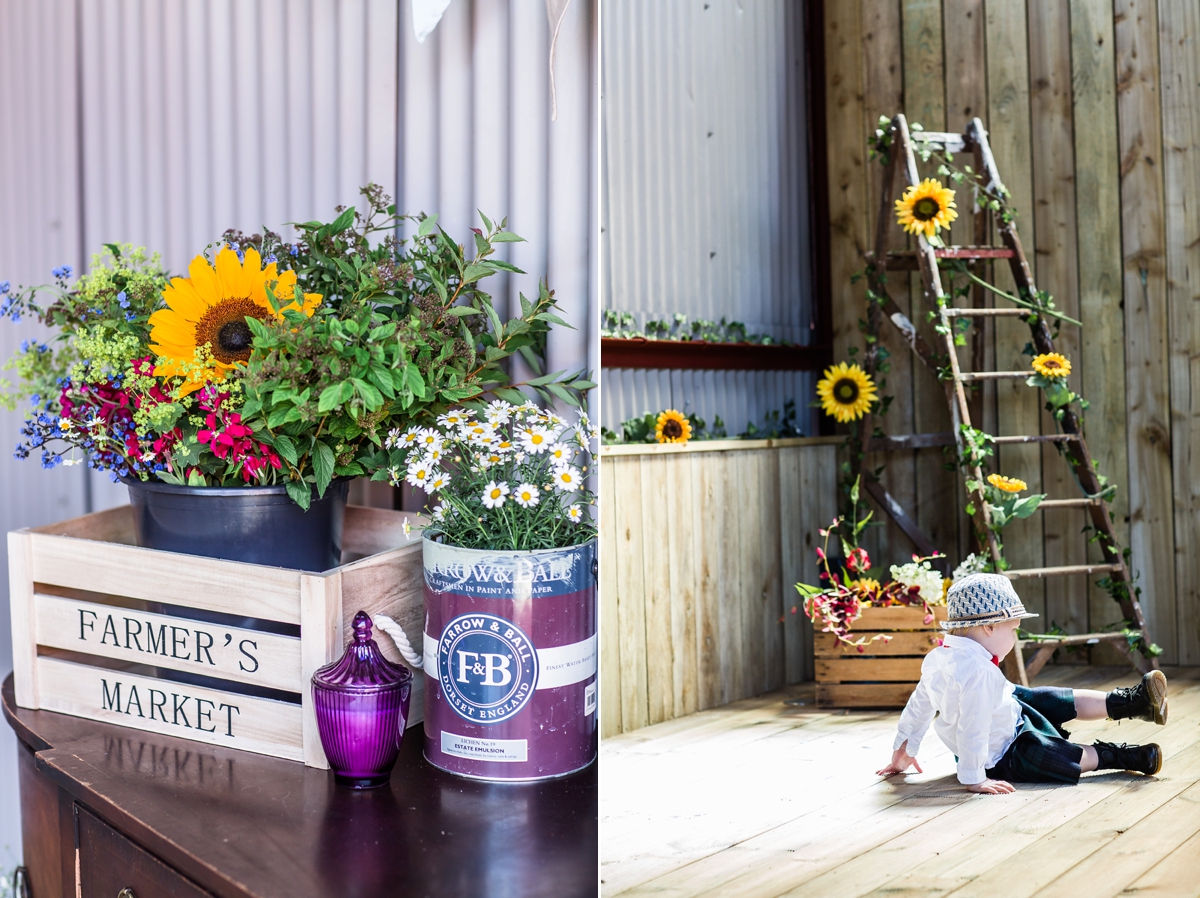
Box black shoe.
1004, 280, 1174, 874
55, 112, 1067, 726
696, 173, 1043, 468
1106, 670, 1168, 725
1093, 740, 1162, 775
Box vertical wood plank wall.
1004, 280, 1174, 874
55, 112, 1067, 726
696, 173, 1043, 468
823, 0, 1200, 666
600, 438, 839, 737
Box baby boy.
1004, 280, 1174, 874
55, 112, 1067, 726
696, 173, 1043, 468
878, 573, 1167, 793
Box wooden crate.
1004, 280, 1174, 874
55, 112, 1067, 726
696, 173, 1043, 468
8, 503, 424, 769
813, 606, 948, 709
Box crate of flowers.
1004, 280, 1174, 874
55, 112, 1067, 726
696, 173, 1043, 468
2, 187, 591, 766
796, 486, 959, 709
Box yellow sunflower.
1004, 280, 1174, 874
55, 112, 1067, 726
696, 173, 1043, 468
149, 246, 322, 396
895, 178, 958, 239
1032, 352, 1071, 378
655, 409, 692, 444
987, 473, 1027, 493
816, 362, 877, 423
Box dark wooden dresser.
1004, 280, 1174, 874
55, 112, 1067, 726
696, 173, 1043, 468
2, 675, 597, 898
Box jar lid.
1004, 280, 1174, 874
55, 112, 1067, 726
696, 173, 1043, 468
311, 611, 413, 691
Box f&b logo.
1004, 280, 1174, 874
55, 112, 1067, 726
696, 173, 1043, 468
438, 613, 538, 725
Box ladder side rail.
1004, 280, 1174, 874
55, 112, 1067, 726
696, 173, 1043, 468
897, 115, 1001, 564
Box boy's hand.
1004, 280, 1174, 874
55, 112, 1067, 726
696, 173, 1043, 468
876, 745, 922, 777
967, 778, 1015, 794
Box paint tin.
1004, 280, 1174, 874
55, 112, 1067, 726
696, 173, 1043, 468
421, 536, 597, 781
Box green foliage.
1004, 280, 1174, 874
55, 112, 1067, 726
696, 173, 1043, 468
601, 309, 790, 345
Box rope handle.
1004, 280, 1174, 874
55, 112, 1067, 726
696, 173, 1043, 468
372, 613, 424, 670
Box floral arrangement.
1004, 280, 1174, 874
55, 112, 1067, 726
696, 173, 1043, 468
381, 399, 596, 550
794, 478, 950, 649
1, 185, 591, 508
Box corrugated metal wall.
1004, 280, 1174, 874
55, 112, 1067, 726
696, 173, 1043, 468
600, 0, 816, 436
0, 0, 596, 864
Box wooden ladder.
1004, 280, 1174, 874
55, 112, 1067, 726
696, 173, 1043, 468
857, 114, 1153, 686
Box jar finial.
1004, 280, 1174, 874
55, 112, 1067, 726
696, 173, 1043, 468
352, 610, 373, 644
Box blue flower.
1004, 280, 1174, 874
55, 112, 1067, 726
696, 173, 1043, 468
0, 281, 10, 294
51, 265, 72, 280
265, 254, 278, 264
20, 340, 28, 352
125, 311, 136, 322
289, 245, 299, 257
10, 312, 20, 322
117, 291, 130, 308
30, 394, 40, 405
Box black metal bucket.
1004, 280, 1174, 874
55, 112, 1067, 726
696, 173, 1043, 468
123, 478, 349, 572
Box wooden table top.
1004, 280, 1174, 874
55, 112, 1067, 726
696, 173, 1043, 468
2, 675, 598, 898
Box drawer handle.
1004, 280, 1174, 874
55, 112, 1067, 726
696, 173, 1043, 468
118, 889, 137, 898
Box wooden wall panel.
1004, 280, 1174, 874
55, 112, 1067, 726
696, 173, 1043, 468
861, 0, 908, 571
984, 0, 1045, 617
1068, 0, 1131, 658
1159, 0, 1200, 665
599, 439, 839, 737
1115, 0, 1178, 664
1028, 0, 1087, 642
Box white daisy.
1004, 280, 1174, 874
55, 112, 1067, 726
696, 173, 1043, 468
427, 471, 452, 493
437, 410, 469, 428
513, 483, 541, 508
386, 465, 402, 485
430, 504, 447, 522
552, 465, 582, 492
399, 427, 422, 449
478, 452, 505, 469
384, 427, 402, 449
461, 422, 496, 446
547, 442, 573, 465
405, 459, 435, 489
481, 481, 510, 509
62, 457, 82, 467
484, 399, 513, 425
416, 428, 443, 453
567, 504, 583, 523
518, 426, 553, 454
424, 446, 446, 465
59, 417, 74, 432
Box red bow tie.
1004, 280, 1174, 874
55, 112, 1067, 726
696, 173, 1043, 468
992, 655, 1000, 667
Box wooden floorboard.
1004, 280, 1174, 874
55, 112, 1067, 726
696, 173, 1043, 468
601, 667, 1200, 896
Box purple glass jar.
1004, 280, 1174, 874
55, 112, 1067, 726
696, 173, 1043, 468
311, 611, 413, 788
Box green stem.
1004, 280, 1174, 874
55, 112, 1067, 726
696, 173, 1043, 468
956, 266, 1083, 328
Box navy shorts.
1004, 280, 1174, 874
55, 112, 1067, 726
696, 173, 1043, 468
985, 685, 1084, 784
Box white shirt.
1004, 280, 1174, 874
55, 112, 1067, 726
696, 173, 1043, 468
893, 634, 1023, 785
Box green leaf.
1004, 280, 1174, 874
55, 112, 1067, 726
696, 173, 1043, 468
418, 214, 440, 237
443, 306, 482, 317
491, 231, 526, 243
273, 434, 299, 467
286, 480, 312, 510
318, 384, 343, 413
534, 311, 572, 328
312, 442, 335, 497
493, 387, 527, 404
480, 259, 523, 273
463, 263, 493, 283
331, 206, 357, 233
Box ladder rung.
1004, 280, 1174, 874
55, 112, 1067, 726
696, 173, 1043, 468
910, 130, 968, 153
1003, 563, 1122, 580
957, 371, 1029, 382
1017, 631, 1136, 648
991, 434, 1081, 445
1037, 498, 1101, 510
868, 246, 1017, 271
943, 308, 1030, 318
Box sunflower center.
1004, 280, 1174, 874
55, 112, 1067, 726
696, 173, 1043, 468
662, 418, 684, 439
913, 197, 941, 221
195, 297, 270, 365
833, 377, 860, 404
